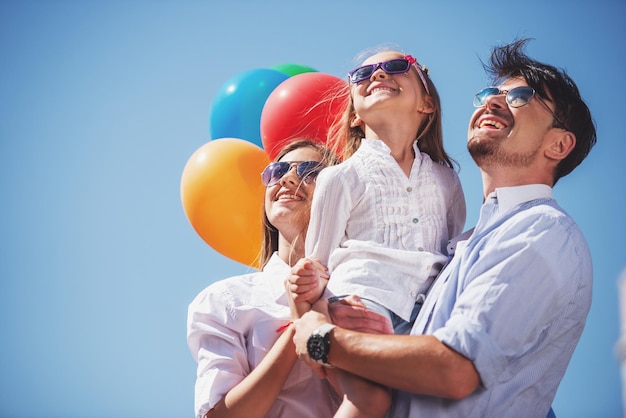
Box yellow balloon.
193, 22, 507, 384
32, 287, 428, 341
181, 138, 270, 268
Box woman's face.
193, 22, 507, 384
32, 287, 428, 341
264, 146, 322, 243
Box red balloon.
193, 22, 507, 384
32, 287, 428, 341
260, 72, 348, 160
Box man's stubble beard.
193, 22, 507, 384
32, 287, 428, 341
468, 136, 538, 168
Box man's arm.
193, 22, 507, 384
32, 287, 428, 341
292, 300, 480, 400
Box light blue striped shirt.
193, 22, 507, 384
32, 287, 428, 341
391, 184, 593, 418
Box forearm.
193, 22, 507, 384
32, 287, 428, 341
206, 326, 298, 418
329, 329, 479, 399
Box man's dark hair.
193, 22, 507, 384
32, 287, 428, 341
485, 38, 596, 183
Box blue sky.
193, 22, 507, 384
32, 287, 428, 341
1, 1, 624, 417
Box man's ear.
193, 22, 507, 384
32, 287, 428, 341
545, 131, 576, 161
417, 95, 435, 114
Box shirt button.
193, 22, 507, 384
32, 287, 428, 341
412, 218, 419, 224
418, 247, 424, 251
410, 291, 417, 298
406, 187, 412, 192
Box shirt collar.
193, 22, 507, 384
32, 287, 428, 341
486, 184, 553, 213
263, 252, 292, 304
361, 138, 423, 162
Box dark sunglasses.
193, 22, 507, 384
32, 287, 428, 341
261, 161, 325, 187
348, 55, 430, 94
473, 86, 567, 129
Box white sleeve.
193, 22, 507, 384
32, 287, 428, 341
187, 284, 249, 418
305, 168, 353, 266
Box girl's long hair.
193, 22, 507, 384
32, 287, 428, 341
327, 48, 456, 170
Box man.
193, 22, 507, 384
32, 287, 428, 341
291, 38, 596, 417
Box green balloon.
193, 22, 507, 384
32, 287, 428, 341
271, 63, 318, 77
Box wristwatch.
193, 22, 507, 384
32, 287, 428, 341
307, 323, 336, 367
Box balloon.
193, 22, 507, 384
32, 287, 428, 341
271, 63, 318, 77
260, 72, 348, 160
181, 138, 270, 268
209, 69, 289, 148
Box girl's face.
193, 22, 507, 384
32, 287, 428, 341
264, 146, 322, 244
350, 51, 432, 129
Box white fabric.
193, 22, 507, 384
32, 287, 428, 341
306, 139, 466, 321
187, 253, 340, 418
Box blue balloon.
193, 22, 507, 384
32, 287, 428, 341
209, 69, 289, 148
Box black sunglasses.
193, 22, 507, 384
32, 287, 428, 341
261, 161, 325, 187
473, 86, 567, 130
348, 55, 430, 94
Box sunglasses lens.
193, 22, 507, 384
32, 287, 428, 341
261, 162, 289, 186
473, 87, 500, 107
297, 161, 324, 183
506, 87, 535, 108
261, 161, 325, 186
349, 65, 375, 83
382, 59, 410, 74
349, 58, 411, 83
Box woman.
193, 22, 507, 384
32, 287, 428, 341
187, 140, 341, 418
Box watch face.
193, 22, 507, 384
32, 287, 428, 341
307, 333, 326, 361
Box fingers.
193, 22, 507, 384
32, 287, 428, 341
285, 258, 328, 303
329, 296, 393, 334
291, 258, 329, 279
286, 279, 319, 301
340, 294, 366, 308
307, 259, 330, 280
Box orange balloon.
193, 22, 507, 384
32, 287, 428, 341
181, 138, 270, 268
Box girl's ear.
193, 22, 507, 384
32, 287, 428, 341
350, 115, 363, 128
418, 95, 435, 114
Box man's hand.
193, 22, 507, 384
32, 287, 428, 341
329, 294, 393, 334
292, 299, 332, 377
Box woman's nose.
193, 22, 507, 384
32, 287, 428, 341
279, 166, 299, 186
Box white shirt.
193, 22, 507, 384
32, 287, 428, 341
187, 253, 340, 418
306, 139, 466, 321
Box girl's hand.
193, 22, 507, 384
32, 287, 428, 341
286, 258, 329, 302
329, 294, 393, 334
285, 258, 329, 319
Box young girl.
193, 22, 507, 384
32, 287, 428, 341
287, 49, 466, 418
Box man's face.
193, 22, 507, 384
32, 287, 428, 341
467, 77, 558, 169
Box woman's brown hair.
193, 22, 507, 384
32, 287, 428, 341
258, 140, 340, 269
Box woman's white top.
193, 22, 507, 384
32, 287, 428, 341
187, 253, 340, 418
